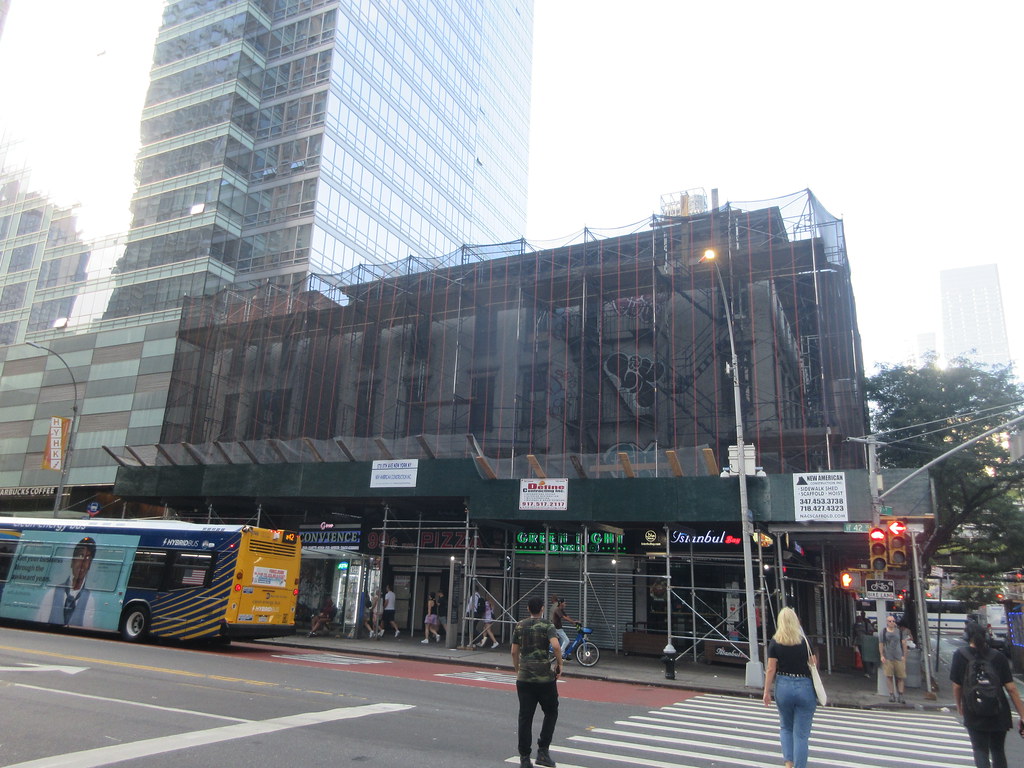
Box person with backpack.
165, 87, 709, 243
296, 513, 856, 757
879, 614, 912, 703
951, 622, 1024, 768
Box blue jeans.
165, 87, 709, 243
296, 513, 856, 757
774, 675, 816, 768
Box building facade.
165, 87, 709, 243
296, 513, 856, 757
109, 191, 901, 663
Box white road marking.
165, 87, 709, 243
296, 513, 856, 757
14, 683, 250, 723
0, 663, 87, 674
3, 702, 413, 768
272, 652, 389, 665
437, 670, 517, 684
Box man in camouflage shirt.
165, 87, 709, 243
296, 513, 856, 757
511, 595, 562, 768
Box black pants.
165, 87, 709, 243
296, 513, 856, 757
967, 727, 1008, 768
517, 680, 558, 756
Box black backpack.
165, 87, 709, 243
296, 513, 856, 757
962, 648, 1003, 718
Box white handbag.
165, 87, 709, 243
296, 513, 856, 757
804, 637, 827, 706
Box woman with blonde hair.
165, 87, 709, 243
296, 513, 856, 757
762, 607, 817, 768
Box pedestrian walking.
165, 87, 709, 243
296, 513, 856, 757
477, 598, 499, 648
879, 614, 911, 703
383, 585, 400, 637
422, 592, 441, 643
951, 622, 1024, 768
435, 589, 448, 641
857, 622, 881, 679
511, 595, 562, 768
763, 606, 818, 768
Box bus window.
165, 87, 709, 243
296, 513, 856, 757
169, 552, 214, 590
128, 550, 169, 591
0, 541, 16, 581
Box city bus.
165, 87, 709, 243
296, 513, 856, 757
0, 517, 301, 642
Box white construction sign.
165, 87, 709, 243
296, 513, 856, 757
793, 472, 848, 521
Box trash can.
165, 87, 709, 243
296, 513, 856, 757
904, 647, 922, 689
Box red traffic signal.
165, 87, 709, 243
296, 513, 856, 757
886, 519, 909, 567
868, 527, 887, 570
886, 519, 907, 536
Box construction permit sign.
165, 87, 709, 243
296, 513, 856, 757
793, 472, 848, 521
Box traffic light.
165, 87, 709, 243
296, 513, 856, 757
840, 570, 855, 590
886, 519, 908, 567
868, 527, 887, 571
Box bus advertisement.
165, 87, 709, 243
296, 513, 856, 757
0, 517, 301, 642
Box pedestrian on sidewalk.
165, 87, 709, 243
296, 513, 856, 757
512, 595, 561, 768
477, 598, 499, 648
383, 585, 400, 638
361, 591, 376, 638
857, 622, 881, 679
763, 606, 817, 768
879, 614, 911, 703
370, 590, 384, 638
422, 592, 441, 643
435, 590, 448, 641
951, 622, 1024, 768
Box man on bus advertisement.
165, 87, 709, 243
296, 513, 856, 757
0, 530, 136, 631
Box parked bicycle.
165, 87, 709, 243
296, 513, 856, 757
554, 623, 600, 667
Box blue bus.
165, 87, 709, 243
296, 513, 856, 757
0, 517, 301, 642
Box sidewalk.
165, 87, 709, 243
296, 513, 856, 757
257, 629, 957, 712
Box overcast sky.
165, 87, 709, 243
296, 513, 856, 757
1, 1, 1020, 372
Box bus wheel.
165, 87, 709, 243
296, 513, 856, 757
120, 605, 150, 642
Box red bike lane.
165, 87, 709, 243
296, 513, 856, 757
225, 643, 695, 706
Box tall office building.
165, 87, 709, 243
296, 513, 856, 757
0, 0, 533, 511
940, 263, 1011, 367
106, 0, 533, 319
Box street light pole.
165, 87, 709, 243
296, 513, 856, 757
701, 249, 765, 688
28, 342, 79, 515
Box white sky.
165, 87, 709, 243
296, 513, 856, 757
1, 0, 1020, 372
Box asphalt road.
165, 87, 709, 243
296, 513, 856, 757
0, 625, 684, 767
1, 625, 1022, 767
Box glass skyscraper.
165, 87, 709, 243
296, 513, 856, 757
107, 0, 533, 318
0, 0, 532, 508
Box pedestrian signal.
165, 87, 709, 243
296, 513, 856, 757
868, 527, 887, 571
840, 571, 855, 589
886, 520, 908, 567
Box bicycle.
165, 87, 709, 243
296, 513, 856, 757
555, 623, 600, 667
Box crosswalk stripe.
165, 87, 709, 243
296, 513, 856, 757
436, 671, 516, 684
631, 710, 971, 754
271, 653, 388, 665
539, 693, 976, 768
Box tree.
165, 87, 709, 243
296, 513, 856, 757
865, 358, 1024, 570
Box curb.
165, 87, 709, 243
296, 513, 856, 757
256, 636, 956, 711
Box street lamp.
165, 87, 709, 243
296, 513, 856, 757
700, 247, 765, 688
27, 342, 79, 515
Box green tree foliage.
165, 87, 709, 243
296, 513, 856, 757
865, 358, 1024, 570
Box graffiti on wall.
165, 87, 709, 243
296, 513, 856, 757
603, 353, 666, 415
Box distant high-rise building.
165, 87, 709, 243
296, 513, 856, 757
940, 263, 1010, 367
106, 0, 534, 319
0, 0, 10, 41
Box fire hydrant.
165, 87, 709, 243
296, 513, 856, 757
661, 652, 676, 680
